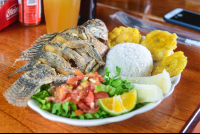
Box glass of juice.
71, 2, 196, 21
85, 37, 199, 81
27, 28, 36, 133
43, 0, 81, 33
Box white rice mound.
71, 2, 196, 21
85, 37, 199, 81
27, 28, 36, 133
105, 43, 153, 77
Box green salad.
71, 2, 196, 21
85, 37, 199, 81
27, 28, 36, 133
32, 67, 149, 120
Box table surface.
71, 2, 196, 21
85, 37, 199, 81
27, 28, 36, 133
1, 0, 200, 133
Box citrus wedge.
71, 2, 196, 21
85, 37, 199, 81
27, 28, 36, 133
97, 90, 137, 116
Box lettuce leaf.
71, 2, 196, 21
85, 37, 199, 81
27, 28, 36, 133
100, 66, 135, 97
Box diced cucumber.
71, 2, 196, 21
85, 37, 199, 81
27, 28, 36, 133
95, 85, 105, 92
108, 87, 117, 96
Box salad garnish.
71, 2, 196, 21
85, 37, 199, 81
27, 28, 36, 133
32, 66, 149, 119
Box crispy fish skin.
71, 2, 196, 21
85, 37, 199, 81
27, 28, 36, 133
62, 47, 87, 72
84, 43, 105, 66
36, 50, 75, 75
75, 47, 93, 65
4, 63, 57, 107
5, 19, 109, 107
10, 19, 108, 78
85, 59, 97, 74
43, 42, 63, 57
83, 27, 108, 57
64, 26, 88, 40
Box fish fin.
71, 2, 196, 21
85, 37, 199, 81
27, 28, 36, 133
4, 63, 57, 107
35, 32, 59, 44
12, 57, 32, 67
8, 60, 38, 79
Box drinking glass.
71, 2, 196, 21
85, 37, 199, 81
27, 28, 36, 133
43, 0, 81, 33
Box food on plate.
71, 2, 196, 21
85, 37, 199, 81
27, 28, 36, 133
97, 90, 137, 116
4, 19, 185, 121
108, 26, 142, 48
140, 30, 178, 61
44, 70, 109, 114
31, 66, 165, 119
31, 67, 139, 119
105, 43, 153, 77
133, 84, 163, 103
4, 61, 74, 107
4, 19, 109, 107
121, 69, 171, 94
152, 51, 187, 77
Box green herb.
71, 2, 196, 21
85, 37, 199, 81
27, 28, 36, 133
100, 66, 135, 97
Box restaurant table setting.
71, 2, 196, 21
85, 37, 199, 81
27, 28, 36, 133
0, 0, 200, 133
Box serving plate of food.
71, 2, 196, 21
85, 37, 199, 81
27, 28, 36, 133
27, 70, 181, 127
3, 19, 187, 127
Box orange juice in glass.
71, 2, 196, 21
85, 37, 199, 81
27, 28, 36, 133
43, 0, 81, 33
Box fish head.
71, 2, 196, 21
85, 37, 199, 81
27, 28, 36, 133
82, 19, 108, 43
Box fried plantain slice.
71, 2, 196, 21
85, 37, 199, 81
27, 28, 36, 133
141, 30, 178, 61
108, 26, 142, 48
152, 51, 187, 77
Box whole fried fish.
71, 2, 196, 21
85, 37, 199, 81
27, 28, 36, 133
4, 19, 109, 107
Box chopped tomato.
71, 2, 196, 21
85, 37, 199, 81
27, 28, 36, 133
65, 85, 73, 93
86, 72, 98, 78
60, 84, 67, 91
61, 96, 71, 104
56, 86, 67, 101
97, 75, 105, 82
75, 69, 84, 76
76, 85, 83, 90
89, 77, 101, 85
71, 89, 79, 103
46, 71, 108, 115
94, 91, 109, 100
84, 90, 94, 104
77, 100, 90, 111
76, 75, 84, 81
67, 77, 78, 87
79, 90, 88, 99
81, 81, 90, 88
45, 96, 55, 102
87, 106, 100, 114
70, 98, 78, 104
76, 81, 90, 91
75, 109, 84, 116
89, 83, 95, 91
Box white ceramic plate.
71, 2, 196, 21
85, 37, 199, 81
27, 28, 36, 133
28, 36, 181, 126
28, 72, 181, 127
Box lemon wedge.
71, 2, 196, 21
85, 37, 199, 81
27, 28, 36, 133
97, 90, 137, 116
